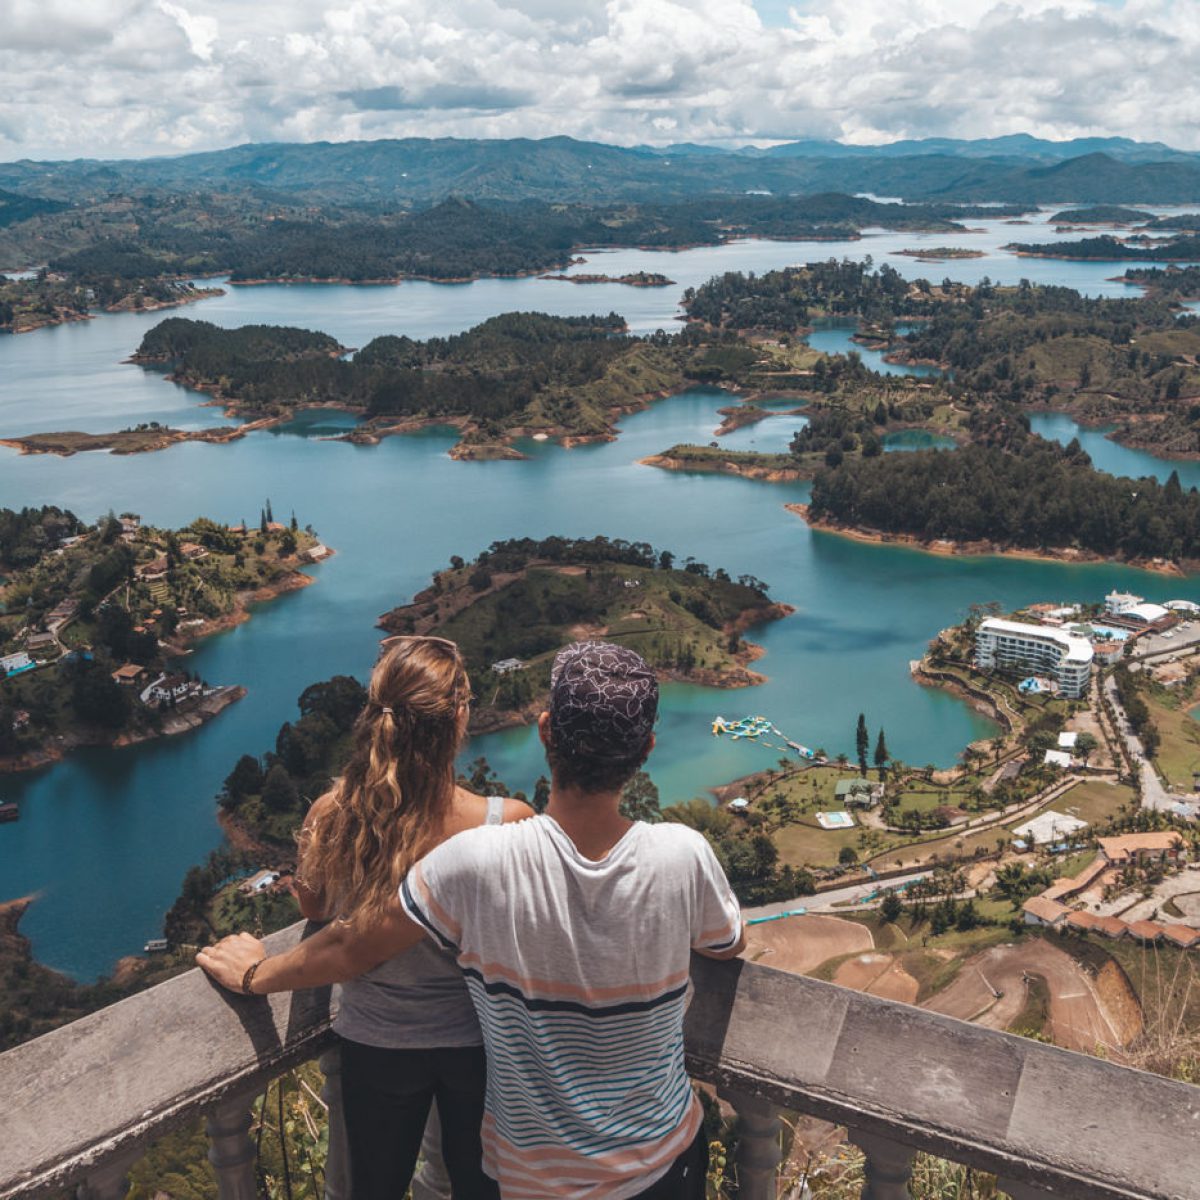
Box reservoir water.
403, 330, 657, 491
1, 209, 1196, 980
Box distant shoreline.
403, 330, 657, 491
787, 503, 1189, 576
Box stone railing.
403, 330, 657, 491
2, 922, 1198, 1200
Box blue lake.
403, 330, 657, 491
1, 214, 1197, 980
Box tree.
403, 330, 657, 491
873, 728, 889, 779
855, 713, 869, 776
838, 845, 859, 867
70, 661, 131, 729
531, 776, 551, 814
299, 676, 367, 729
619, 771, 662, 823
261, 763, 299, 814
1075, 732, 1098, 764
465, 756, 507, 796
880, 891, 903, 923
223, 755, 264, 806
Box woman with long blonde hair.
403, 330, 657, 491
296, 636, 530, 1200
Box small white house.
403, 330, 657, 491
0, 651, 33, 677
1057, 731, 1078, 750
728, 797, 750, 813
1043, 749, 1073, 770
491, 658, 525, 674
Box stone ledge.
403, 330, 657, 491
686, 955, 1200, 1200
3, 925, 1199, 1200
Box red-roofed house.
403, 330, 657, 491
1099, 832, 1186, 866
1160, 926, 1200, 949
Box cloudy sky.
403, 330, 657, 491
2, 0, 1197, 162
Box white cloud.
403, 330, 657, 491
0, 0, 1196, 161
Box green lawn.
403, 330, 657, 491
1147, 692, 1200, 792
1009, 779, 1135, 836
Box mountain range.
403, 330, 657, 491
2, 135, 1200, 207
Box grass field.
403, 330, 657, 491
1036, 779, 1136, 830
1146, 690, 1200, 792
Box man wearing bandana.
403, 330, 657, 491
199, 642, 745, 1200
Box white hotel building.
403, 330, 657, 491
974, 618, 1094, 698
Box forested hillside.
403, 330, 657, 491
808, 432, 1200, 563
1009, 234, 1200, 261
134, 313, 687, 450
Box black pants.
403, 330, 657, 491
628, 1130, 709, 1200
339, 1038, 499, 1200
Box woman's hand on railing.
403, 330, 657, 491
197, 932, 268, 993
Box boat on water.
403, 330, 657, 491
0, 801, 19, 823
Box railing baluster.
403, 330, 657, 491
75, 1151, 137, 1200
721, 1087, 782, 1200
850, 1130, 915, 1200
319, 1046, 351, 1200
206, 1092, 259, 1200
998, 1179, 1057, 1200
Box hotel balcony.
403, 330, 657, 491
2, 921, 1197, 1200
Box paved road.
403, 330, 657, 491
744, 869, 933, 920
1102, 674, 1176, 812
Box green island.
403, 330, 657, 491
0, 420, 262, 457
1006, 233, 1200, 261
1047, 206, 1156, 226
125, 311, 697, 458
538, 271, 675, 287
376, 536, 791, 733
892, 247, 986, 260
1138, 213, 1200, 232
0, 505, 331, 772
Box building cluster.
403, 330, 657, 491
1022, 831, 1199, 948
973, 590, 1197, 698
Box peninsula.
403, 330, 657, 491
799, 420, 1199, 572
377, 536, 791, 734
0, 506, 331, 772
0, 270, 222, 335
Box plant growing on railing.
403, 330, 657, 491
256, 1066, 329, 1200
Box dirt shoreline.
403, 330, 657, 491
639, 453, 809, 483
787, 503, 1189, 575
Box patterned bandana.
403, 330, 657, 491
548, 641, 659, 760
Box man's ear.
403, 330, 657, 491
537, 712, 552, 747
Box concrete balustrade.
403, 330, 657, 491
2, 922, 1198, 1200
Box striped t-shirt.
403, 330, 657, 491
400, 814, 742, 1200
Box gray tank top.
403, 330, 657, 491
333, 796, 505, 1048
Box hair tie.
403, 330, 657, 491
380, 706, 393, 716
